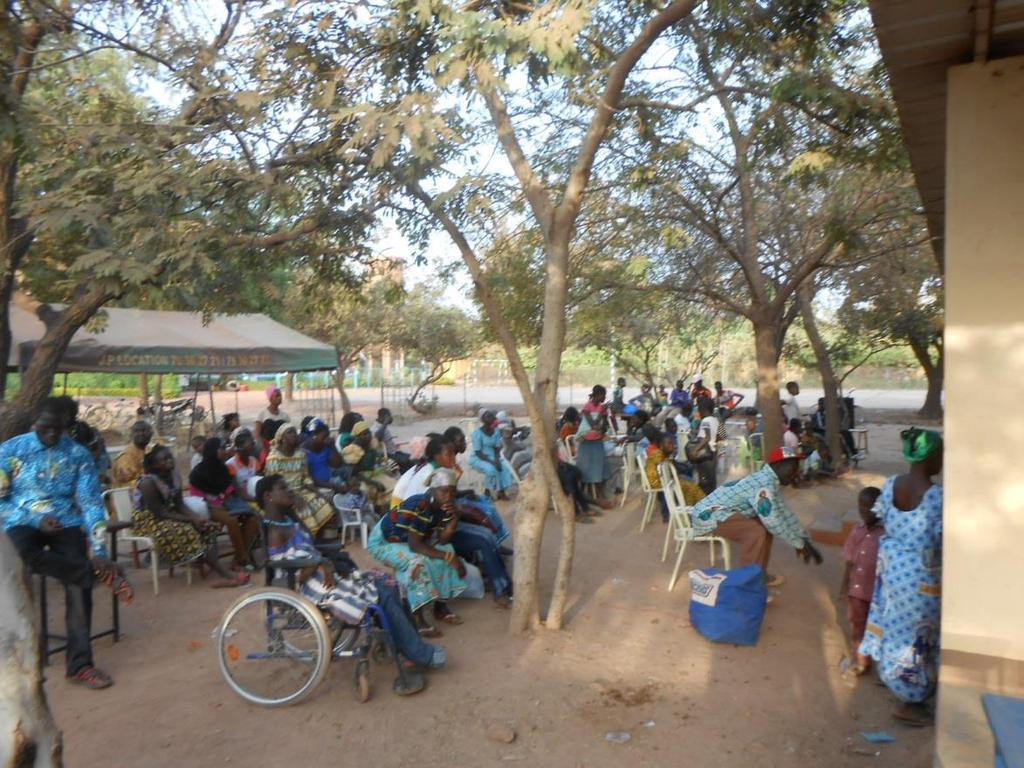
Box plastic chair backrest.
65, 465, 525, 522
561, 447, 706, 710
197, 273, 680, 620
103, 487, 134, 524
657, 461, 693, 533
560, 437, 576, 464
246, 475, 263, 499
636, 447, 654, 492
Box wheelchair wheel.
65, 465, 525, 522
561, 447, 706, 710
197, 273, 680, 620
218, 588, 331, 707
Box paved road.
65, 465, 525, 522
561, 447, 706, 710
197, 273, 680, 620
341, 384, 933, 414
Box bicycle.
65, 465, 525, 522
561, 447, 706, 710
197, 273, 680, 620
215, 543, 425, 707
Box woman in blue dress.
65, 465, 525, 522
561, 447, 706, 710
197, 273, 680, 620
469, 411, 515, 500
859, 428, 943, 726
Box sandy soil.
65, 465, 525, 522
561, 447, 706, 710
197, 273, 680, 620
45, 419, 936, 768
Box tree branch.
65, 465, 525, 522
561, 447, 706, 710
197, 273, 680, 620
556, 0, 700, 236
479, 82, 554, 236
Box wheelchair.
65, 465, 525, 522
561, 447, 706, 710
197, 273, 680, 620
215, 533, 425, 707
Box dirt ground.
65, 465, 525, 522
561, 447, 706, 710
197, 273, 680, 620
45, 419, 936, 768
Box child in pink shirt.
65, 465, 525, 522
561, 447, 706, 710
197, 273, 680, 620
840, 486, 884, 674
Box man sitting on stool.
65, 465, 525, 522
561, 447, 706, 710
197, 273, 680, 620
1, 397, 133, 689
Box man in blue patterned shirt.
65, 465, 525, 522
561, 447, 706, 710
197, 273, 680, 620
1, 397, 130, 689
690, 446, 823, 584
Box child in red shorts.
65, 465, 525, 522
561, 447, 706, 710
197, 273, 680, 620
840, 486, 884, 674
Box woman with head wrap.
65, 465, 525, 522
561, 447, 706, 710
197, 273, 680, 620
254, 386, 290, 445
469, 410, 516, 499
367, 467, 468, 633
859, 428, 944, 726
263, 423, 336, 536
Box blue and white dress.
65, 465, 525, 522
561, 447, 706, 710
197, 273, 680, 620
859, 478, 943, 703
469, 428, 514, 494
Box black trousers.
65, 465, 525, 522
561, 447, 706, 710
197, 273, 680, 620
694, 456, 718, 495
7, 525, 95, 676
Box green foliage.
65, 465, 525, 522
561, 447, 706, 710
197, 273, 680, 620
391, 287, 480, 369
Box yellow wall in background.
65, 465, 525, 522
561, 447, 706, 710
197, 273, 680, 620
943, 56, 1024, 681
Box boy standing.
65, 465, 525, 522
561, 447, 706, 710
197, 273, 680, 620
840, 486, 884, 674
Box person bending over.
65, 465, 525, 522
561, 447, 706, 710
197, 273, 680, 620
689, 447, 823, 587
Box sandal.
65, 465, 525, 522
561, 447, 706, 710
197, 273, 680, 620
892, 703, 932, 727
494, 595, 512, 609
435, 609, 463, 626
212, 572, 250, 589
96, 566, 135, 606
417, 625, 443, 638
68, 665, 113, 690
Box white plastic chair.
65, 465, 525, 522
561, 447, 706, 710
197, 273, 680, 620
619, 442, 640, 508
104, 487, 197, 595
561, 436, 577, 466
332, 494, 368, 548
658, 461, 730, 591
502, 455, 521, 485
635, 448, 660, 532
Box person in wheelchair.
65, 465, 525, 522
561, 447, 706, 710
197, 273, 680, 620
256, 474, 447, 672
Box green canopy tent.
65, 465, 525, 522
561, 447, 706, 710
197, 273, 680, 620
10, 303, 336, 374
9, 298, 337, 436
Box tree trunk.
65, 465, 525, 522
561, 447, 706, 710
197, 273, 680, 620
796, 289, 843, 465
283, 372, 294, 403
407, 363, 447, 414
511, 471, 549, 631
153, 374, 163, 405
0, 286, 116, 441
753, 319, 784, 453
333, 356, 352, 415
909, 335, 944, 419
0, 537, 64, 767
139, 373, 150, 408
532, 237, 575, 629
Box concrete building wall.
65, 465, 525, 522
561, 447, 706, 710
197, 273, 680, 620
938, 55, 1024, 766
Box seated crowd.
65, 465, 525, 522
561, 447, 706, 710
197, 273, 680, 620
0, 392, 524, 690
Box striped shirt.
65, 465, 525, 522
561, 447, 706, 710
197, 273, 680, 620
267, 520, 378, 624
379, 493, 452, 543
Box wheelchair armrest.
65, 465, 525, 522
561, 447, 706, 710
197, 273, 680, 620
314, 542, 343, 554
106, 521, 134, 533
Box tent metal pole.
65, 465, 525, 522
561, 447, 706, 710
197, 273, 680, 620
187, 373, 200, 447
62, 372, 68, 395
208, 383, 216, 430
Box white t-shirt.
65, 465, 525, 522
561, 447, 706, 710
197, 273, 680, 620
391, 463, 433, 505
256, 407, 291, 425
783, 429, 799, 449
782, 395, 801, 422
698, 415, 720, 449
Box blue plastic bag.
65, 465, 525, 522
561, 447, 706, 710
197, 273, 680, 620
688, 565, 767, 646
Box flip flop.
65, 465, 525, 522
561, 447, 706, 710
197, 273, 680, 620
212, 573, 250, 589
892, 704, 932, 727
417, 625, 443, 638
96, 566, 135, 606
435, 610, 463, 626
